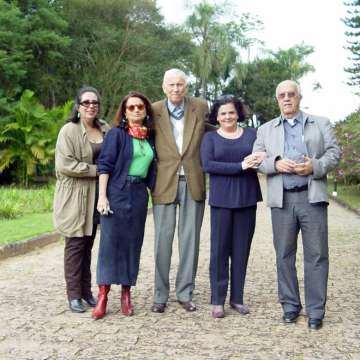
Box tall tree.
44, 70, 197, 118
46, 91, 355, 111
185, 1, 262, 100
60, 0, 193, 118
13, 0, 71, 107
343, 0, 360, 93
226, 44, 315, 124
0, 0, 31, 121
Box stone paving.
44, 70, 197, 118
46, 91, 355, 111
0, 179, 359, 360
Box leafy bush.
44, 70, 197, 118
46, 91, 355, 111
334, 108, 360, 184
0, 90, 73, 186
0, 185, 54, 220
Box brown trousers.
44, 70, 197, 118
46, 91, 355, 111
64, 225, 97, 300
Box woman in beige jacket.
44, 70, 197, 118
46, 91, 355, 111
53, 86, 109, 313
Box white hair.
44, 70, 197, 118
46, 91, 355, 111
275, 80, 302, 98
163, 68, 188, 85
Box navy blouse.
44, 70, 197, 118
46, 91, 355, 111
97, 127, 156, 191
200, 128, 262, 208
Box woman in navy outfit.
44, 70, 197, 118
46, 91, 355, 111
92, 91, 156, 319
200, 95, 266, 318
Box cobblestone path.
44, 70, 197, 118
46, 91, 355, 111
0, 180, 359, 360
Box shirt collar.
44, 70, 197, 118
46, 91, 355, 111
167, 99, 185, 112
281, 111, 302, 126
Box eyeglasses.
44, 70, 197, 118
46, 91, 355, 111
277, 92, 297, 99
126, 104, 145, 112
80, 100, 99, 108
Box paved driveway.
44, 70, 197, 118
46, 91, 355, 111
0, 180, 359, 359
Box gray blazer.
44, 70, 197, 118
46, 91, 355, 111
253, 111, 340, 208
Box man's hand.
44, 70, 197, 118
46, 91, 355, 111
293, 156, 313, 176
275, 159, 297, 173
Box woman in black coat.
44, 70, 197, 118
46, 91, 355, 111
92, 92, 156, 319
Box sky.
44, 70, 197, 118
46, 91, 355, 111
156, 0, 359, 122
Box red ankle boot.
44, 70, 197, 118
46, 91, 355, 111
121, 285, 134, 316
92, 285, 110, 319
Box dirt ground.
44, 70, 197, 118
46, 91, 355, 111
0, 180, 359, 360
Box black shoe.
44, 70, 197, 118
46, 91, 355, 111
282, 311, 300, 323
308, 318, 323, 330
69, 299, 86, 313
151, 303, 166, 313
83, 295, 97, 307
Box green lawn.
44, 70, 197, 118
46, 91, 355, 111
328, 182, 360, 212
0, 212, 54, 246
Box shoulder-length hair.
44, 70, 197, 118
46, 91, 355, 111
209, 95, 246, 125
67, 86, 102, 124
113, 91, 154, 133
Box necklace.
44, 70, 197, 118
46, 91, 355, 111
217, 127, 243, 139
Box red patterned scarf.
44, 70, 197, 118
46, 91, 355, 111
128, 125, 148, 139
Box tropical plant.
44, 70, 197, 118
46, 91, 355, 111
226, 43, 315, 124
185, 1, 262, 101
0, 90, 72, 187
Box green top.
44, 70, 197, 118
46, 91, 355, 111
128, 138, 154, 178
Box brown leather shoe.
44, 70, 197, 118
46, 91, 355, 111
178, 300, 197, 312
151, 303, 166, 313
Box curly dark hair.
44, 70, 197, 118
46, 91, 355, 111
67, 86, 102, 124
209, 94, 246, 125
113, 91, 154, 133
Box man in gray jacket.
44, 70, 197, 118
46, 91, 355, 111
253, 80, 340, 330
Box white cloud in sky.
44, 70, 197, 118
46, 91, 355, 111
157, 0, 359, 122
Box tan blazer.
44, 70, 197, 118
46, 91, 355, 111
53, 119, 110, 237
151, 96, 209, 204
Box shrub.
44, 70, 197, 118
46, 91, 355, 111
334, 108, 360, 185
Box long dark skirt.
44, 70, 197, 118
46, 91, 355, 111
96, 180, 148, 285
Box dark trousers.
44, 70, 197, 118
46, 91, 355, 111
271, 191, 328, 319
64, 224, 97, 300
210, 206, 256, 305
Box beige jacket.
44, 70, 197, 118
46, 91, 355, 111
53, 119, 110, 237
151, 96, 209, 204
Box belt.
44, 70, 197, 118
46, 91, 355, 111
178, 175, 186, 181
126, 175, 145, 184
284, 185, 308, 192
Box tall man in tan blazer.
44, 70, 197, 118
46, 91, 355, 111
151, 69, 209, 313
253, 80, 340, 330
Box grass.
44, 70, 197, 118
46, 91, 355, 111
0, 185, 54, 219
328, 182, 360, 211
0, 212, 54, 245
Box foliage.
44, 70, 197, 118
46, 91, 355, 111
185, 1, 263, 101
0, 90, 72, 187
60, 0, 194, 118
0, 184, 54, 219
0, 1, 30, 102
343, 0, 360, 92
333, 108, 360, 184
226, 43, 315, 124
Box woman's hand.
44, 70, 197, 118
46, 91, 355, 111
97, 195, 113, 216
242, 151, 267, 169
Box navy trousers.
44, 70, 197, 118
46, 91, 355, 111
210, 206, 256, 305
97, 180, 148, 285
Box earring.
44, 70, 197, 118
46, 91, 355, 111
77, 112, 80, 119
